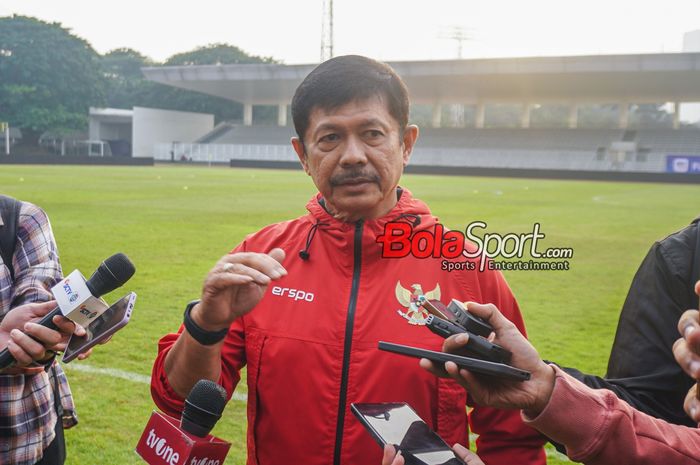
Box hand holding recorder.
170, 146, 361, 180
421, 302, 556, 416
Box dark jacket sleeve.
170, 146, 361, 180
564, 220, 699, 427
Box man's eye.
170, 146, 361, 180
366, 130, 383, 139
319, 134, 339, 143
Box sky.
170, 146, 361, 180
2, 0, 700, 64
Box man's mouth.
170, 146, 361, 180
331, 173, 380, 187
338, 178, 373, 185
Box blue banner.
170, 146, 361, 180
666, 155, 700, 174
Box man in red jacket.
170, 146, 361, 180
150, 55, 546, 465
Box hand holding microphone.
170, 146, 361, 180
0, 253, 136, 370
0, 300, 85, 369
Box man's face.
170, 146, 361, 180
292, 96, 418, 222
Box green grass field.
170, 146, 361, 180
1, 164, 698, 464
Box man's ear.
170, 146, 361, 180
291, 137, 310, 174
401, 125, 419, 167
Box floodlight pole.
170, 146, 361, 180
320, 0, 334, 62
3, 123, 8, 156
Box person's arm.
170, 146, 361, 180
592, 227, 697, 426
463, 270, 547, 465
526, 366, 700, 465
424, 300, 700, 465
7, 202, 62, 308
152, 248, 286, 411
151, 316, 247, 416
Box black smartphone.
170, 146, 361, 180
424, 315, 512, 364
62, 292, 136, 363
378, 341, 530, 381
445, 300, 493, 338
351, 402, 463, 465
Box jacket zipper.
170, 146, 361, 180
333, 220, 363, 465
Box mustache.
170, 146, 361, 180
330, 170, 380, 186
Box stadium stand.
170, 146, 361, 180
635, 128, 700, 153
157, 124, 700, 179
192, 124, 700, 156
196, 124, 295, 145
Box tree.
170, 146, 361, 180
164, 43, 275, 66
0, 15, 105, 145
103, 48, 153, 80
101, 48, 154, 109
102, 43, 279, 124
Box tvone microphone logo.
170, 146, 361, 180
189, 457, 220, 465
146, 428, 180, 465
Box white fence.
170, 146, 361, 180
154, 143, 669, 172
154, 143, 297, 163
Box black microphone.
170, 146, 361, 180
0, 253, 135, 369
136, 379, 231, 463
181, 379, 228, 437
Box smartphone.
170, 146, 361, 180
62, 292, 136, 363
378, 341, 530, 381
351, 402, 463, 465
424, 315, 512, 364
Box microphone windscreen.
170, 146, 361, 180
85, 253, 135, 297
181, 379, 228, 438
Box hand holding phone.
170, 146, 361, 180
62, 292, 136, 363
382, 443, 483, 465
424, 302, 556, 416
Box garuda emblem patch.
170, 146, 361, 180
395, 281, 441, 325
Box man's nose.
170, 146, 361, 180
339, 136, 368, 166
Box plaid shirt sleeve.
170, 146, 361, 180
8, 202, 62, 310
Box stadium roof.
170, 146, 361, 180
142, 52, 700, 105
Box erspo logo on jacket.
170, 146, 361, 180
271, 286, 316, 302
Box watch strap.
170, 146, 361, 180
183, 300, 228, 345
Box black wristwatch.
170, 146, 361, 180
183, 300, 228, 345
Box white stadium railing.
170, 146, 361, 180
154, 143, 672, 173
154, 143, 297, 163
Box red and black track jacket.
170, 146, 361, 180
151, 189, 546, 465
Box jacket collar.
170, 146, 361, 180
304, 187, 437, 235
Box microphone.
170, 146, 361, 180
0, 253, 135, 369
136, 380, 231, 465
181, 379, 228, 437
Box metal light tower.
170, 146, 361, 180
442, 26, 472, 59
320, 0, 334, 62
